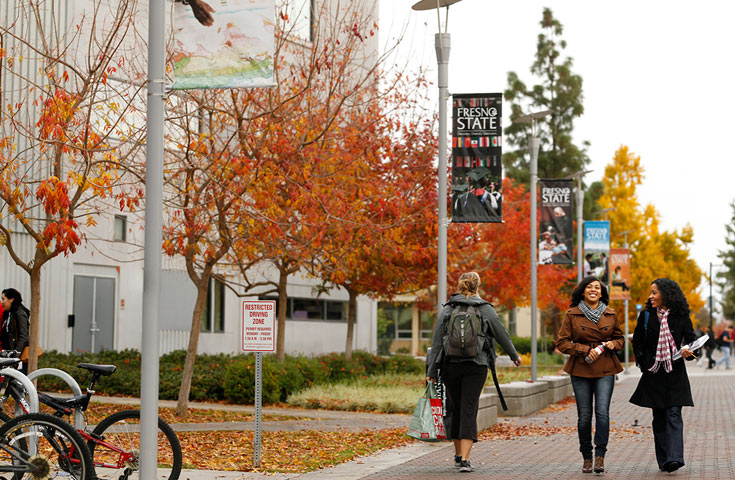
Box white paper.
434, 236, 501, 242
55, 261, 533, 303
672, 335, 709, 361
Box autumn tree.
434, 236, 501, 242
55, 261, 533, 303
716, 200, 735, 319
0, 0, 144, 371
306, 79, 439, 359
597, 145, 704, 324
503, 7, 590, 184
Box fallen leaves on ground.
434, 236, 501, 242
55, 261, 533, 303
176, 428, 414, 472
479, 421, 645, 441
538, 396, 576, 413
28, 402, 309, 425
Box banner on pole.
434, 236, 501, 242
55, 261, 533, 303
451, 93, 503, 223
242, 300, 276, 352
583, 220, 610, 283
539, 179, 574, 265
173, 0, 275, 90
609, 248, 631, 300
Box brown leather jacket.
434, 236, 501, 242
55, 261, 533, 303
556, 306, 624, 378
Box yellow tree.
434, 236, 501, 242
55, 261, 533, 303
598, 146, 703, 325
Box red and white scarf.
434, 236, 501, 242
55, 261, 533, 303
648, 308, 678, 373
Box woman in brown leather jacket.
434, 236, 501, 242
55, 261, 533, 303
556, 277, 624, 474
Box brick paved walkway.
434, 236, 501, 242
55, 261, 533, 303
356, 365, 735, 480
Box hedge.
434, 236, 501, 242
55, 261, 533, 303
35, 350, 424, 405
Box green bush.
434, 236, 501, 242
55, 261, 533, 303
36, 349, 427, 405
508, 336, 556, 355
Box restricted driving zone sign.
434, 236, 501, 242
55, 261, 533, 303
242, 300, 276, 352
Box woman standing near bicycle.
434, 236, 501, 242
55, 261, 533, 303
1, 288, 29, 374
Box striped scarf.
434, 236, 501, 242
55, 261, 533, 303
578, 301, 607, 325
648, 308, 678, 373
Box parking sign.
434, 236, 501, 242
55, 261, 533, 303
242, 300, 276, 352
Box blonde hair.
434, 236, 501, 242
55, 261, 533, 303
457, 272, 481, 298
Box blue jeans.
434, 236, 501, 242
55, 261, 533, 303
570, 375, 615, 459
716, 346, 731, 369
652, 406, 684, 469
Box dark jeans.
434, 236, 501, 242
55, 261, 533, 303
570, 375, 615, 459
652, 406, 684, 468
441, 361, 487, 441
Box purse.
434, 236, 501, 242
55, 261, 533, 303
407, 382, 447, 442
20, 345, 43, 362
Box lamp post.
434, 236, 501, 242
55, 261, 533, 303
515, 109, 552, 382
571, 169, 592, 283
709, 263, 724, 331
412, 0, 463, 320
615, 229, 634, 374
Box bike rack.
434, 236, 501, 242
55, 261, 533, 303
2, 369, 39, 414
28, 368, 85, 429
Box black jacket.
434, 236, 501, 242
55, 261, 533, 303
1, 305, 30, 352
629, 307, 696, 408
426, 294, 519, 378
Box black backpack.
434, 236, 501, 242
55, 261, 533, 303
444, 305, 482, 358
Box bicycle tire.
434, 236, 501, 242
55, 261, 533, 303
0, 411, 95, 480
90, 409, 182, 480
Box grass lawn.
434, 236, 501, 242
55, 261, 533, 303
287, 366, 565, 413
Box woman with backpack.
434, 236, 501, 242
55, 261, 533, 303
1, 288, 30, 374
630, 278, 696, 473
556, 276, 624, 474
426, 272, 521, 473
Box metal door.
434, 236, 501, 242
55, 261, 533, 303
72, 276, 115, 353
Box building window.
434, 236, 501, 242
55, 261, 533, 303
277, 0, 313, 42
259, 295, 346, 322
113, 215, 126, 242
378, 303, 434, 340
201, 278, 225, 333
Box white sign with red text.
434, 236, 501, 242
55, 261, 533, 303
241, 300, 276, 352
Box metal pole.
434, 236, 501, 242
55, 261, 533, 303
709, 262, 713, 331
529, 133, 540, 382
623, 235, 629, 374
141, 0, 165, 476
254, 352, 263, 467
436, 32, 450, 318
577, 176, 584, 283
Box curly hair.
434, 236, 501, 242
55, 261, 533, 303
647, 278, 690, 316
569, 276, 609, 308
457, 272, 481, 298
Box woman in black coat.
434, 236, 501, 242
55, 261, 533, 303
630, 278, 696, 473
1, 288, 30, 374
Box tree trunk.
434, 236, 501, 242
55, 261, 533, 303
175, 275, 210, 417
345, 288, 357, 360
276, 269, 288, 362
27, 266, 42, 373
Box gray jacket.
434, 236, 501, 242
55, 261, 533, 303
426, 294, 519, 378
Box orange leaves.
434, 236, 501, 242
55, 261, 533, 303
39, 218, 80, 255
36, 177, 71, 216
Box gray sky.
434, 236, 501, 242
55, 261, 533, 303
380, 0, 734, 307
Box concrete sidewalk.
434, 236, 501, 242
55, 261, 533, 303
178, 357, 735, 479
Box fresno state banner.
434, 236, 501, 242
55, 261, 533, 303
451, 93, 503, 223
539, 179, 573, 265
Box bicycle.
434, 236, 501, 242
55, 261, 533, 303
0, 357, 95, 479
0, 356, 182, 480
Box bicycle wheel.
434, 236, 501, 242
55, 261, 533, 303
90, 409, 182, 480
0, 411, 95, 480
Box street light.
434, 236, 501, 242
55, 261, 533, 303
709, 263, 725, 331
614, 229, 634, 374
515, 109, 552, 382
571, 169, 593, 283
412, 0, 463, 322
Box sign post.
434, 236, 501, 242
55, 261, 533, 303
242, 300, 276, 468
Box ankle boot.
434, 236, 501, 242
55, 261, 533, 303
582, 458, 592, 473
594, 456, 604, 473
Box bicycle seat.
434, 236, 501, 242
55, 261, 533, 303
0, 358, 21, 369
77, 363, 117, 376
